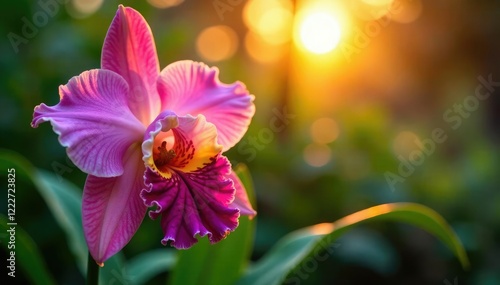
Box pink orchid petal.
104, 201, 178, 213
157, 60, 255, 151
141, 113, 239, 248
102, 5, 160, 125
228, 171, 257, 218
32, 69, 144, 177
83, 146, 147, 264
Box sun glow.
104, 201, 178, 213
296, 11, 342, 54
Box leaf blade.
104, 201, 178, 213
238, 202, 469, 285
125, 249, 177, 285
0, 149, 128, 281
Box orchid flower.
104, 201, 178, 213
31, 5, 256, 265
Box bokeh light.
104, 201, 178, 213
297, 12, 342, 54
390, 0, 423, 24
243, 0, 294, 45
362, 0, 394, 6
349, 0, 395, 21
196, 25, 238, 62
310, 117, 340, 144
303, 143, 332, 167
147, 0, 184, 9
257, 8, 294, 45
392, 131, 421, 158
67, 0, 104, 19
244, 31, 286, 63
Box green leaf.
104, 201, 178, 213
333, 229, 397, 275
0, 149, 87, 272
37, 170, 89, 269
0, 215, 57, 285
125, 249, 177, 285
237, 203, 470, 285
36, 168, 130, 285
0, 149, 129, 282
234, 164, 257, 206
168, 163, 257, 285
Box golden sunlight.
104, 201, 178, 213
297, 11, 342, 54
309, 223, 334, 235
243, 0, 293, 45
244, 31, 286, 63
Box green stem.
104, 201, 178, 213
86, 252, 99, 285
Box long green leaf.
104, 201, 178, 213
0, 215, 57, 285
237, 203, 470, 285
125, 249, 177, 285
0, 149, 127, 282
168, 163, 257, 285
0, 149, 87, 271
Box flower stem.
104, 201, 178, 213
87, 252, 99, 285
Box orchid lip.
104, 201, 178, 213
142, 110, 179, 178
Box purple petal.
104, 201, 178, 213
141, 156, 239, 249
141, 112, 239, 248
32, 69, 144, 177
102, 5, 161, 125
157, 60, 255, 151
83, 147, 147, 264
228, 171, 257, 218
